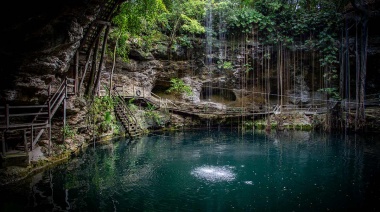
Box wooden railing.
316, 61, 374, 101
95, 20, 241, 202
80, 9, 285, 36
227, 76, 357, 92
100, 84, 179, 110
0, 105, 49, 130
226, 107, 246, 114
271, 104, 327, 115
112, 89, 139, 126
110, 85, 148, 98
50, 80, 65, 117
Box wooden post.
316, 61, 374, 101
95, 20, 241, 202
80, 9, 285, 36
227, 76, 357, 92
24, 130, 27, 155
65, 78, 68, 98
5, 104, 9, 128
75, 51, 79, 95
48, 100, 51, 156
63, 97, 66, 143
31, 125, 34, 151
79, 48, 93, 96
2, 131, 5, 157
63, 78, 67, 142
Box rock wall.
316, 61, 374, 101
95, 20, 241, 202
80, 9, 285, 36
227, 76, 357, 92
1, 0, 105, 103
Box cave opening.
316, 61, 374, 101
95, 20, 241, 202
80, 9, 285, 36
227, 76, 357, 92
201, 85, 236, 104
151, 81, 177, 100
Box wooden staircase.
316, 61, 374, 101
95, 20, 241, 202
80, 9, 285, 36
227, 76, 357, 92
1, 78, 75, 157
77, 0, 121, 95
112, 90, 143, 138
80, 0, 120, 55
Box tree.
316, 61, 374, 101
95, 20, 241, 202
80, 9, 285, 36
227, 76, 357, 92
111, 0, 167, 60
166, 78, 193, 97
157, 0, 206, 59
349, 0, 369, 131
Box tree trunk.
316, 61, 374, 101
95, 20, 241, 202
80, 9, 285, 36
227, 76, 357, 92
109, 39, 118, 96
85, 37, 101, 97
358, 16, 368, 130
355, 20, 360, 131
350, 0, 369, 131
93, 26, 110, 96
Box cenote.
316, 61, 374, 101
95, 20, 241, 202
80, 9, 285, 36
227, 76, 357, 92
1, 130, 380, 211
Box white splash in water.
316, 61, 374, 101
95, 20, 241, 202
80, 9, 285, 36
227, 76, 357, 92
244, 181, 253, 185
191, 165, 236, 182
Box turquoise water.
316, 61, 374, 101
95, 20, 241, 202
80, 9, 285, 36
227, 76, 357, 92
1, 130, 380, 211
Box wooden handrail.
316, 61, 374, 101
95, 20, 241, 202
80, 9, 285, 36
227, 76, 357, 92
0, 104, 50, 129
9, 112, 48, 117
166, 99, 179, 108
50, 94, 65, 118
50, 79, 67, 105
49, 80, 66, 107
9, 105, 47, 109
150, 92, 161, 100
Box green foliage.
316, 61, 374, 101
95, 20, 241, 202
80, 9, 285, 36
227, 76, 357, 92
62, 124, 76, 138
157, 0, 206, 57
217, 60, 233, 70
88, 96, 119, 135
104, 111, 112, 124
243, 121, 254, 129
145, 103, 162, 126
110, 0, 343, 97
225, 0, 342, 84
177, 35, 192, 47
227, 6, 263, 34
225, 0, 341, 50
159, 0, 205, 34
146, 102, 157, 111
111, 0, 167, 60
243, 63, 253, 73
180, 14, 205, 34
166, 78, 193, 96
127, 98, 138, 111
128, 98, 135, 105
318, 87, 341, 100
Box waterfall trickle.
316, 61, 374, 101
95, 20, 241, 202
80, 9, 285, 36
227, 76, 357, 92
218, 0, 227, 103
205, 0, 213, 102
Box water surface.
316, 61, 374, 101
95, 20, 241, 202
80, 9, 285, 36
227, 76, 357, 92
1, 130, 379, 211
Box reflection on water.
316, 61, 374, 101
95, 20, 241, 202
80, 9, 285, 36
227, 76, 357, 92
1, 130, 380, 211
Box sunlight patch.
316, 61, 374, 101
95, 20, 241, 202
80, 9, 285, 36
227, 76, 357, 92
191, 165, 236, 182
